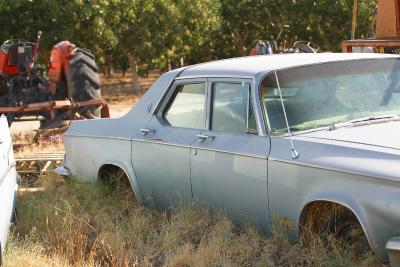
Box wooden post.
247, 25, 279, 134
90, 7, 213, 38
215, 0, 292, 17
376, 0, 400, 38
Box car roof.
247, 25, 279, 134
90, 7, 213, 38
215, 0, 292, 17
178, 53, 400, 79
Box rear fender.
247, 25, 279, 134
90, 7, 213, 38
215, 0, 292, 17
99, 161, 142, 204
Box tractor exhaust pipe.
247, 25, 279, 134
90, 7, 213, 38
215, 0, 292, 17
32, 31, 42, 66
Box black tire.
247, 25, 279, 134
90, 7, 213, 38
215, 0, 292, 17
11, 208, 18, 226
65, 48, 102, 119
329, 208, 370, 255
5, 113, 14, 127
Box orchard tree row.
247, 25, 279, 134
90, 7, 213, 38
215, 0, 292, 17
0, 0, 377, 91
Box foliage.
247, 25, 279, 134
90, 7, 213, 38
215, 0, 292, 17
219, 0, 378, 55
0, 0, 379, 70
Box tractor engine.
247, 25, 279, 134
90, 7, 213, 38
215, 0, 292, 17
0, 39, 49, 122
0, 32, 107, 129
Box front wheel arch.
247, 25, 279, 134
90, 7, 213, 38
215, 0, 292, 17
299, 200, 373, 254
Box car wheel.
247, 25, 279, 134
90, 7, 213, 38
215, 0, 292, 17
300, 202, 371, 257
330, 210, 370, 255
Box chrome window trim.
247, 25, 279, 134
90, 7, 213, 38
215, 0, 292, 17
175, 75, 253, 80
207, 79, 258, 135
151, 68, 189, 115
205, 79, 212, 130
156, 78, 208, 130
252, 77, 269, 137
258, 71, 277, 135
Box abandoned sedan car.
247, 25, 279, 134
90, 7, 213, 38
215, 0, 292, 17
58, 53, 400, 265
0, 115, 18, 263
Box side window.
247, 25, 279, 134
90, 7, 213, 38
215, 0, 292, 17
211, 82, 257, 134
164, 83, 206, 129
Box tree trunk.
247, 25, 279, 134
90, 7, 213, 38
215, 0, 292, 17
105, 54, 113, 78
231, 29, 248, 56
128, 54, 141, 94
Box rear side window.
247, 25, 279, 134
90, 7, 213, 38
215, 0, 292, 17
211, 82, 257, 134
164, 83, 206, 129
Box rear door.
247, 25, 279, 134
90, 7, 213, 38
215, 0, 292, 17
131, 79, 207, 207
190, 79, 271, 231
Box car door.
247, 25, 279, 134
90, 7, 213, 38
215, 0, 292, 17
131, 79, 207, 207
0, 116, 17, 253
190, 79, 271, 231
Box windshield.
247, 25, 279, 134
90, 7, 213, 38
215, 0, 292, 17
260, 58, 400, 134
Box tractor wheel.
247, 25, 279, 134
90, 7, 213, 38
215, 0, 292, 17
0, 97, 15, 127
65, 48, 102, 119
5, 113, 14, 127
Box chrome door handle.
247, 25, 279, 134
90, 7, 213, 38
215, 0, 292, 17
196, 134, 215, 143
139, 128, 154, 136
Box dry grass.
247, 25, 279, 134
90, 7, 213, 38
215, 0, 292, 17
11, 130, 37, 144
4, 173, 383, 267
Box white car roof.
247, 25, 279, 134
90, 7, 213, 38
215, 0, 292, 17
179, 53, 400, 78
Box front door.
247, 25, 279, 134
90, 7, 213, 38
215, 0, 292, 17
190, 80, 271, 231
131, 80, 207, 207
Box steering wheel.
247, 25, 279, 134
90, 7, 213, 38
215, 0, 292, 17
2, 39, 35, 47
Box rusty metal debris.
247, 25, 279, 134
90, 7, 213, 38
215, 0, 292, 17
15, 146, 64, 186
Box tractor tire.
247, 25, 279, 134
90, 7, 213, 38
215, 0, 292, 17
65, 48, 102, 119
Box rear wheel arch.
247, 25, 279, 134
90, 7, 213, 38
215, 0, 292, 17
97, 163, 142, 203
299, 200, 374, 252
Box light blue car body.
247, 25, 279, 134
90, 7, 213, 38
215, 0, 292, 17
0, 115, 18, 259
60, 53, 400, 264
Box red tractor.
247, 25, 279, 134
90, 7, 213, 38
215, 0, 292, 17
0, 31, 109, 129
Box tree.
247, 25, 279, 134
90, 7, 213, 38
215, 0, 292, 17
219, 0, 286, 56
165, 0, 221, 65
219, 0, 377, 54
0, 0, 117, 67
106, 0, 220, 93
287, 0, 377, 51
0, 0, 380, 90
